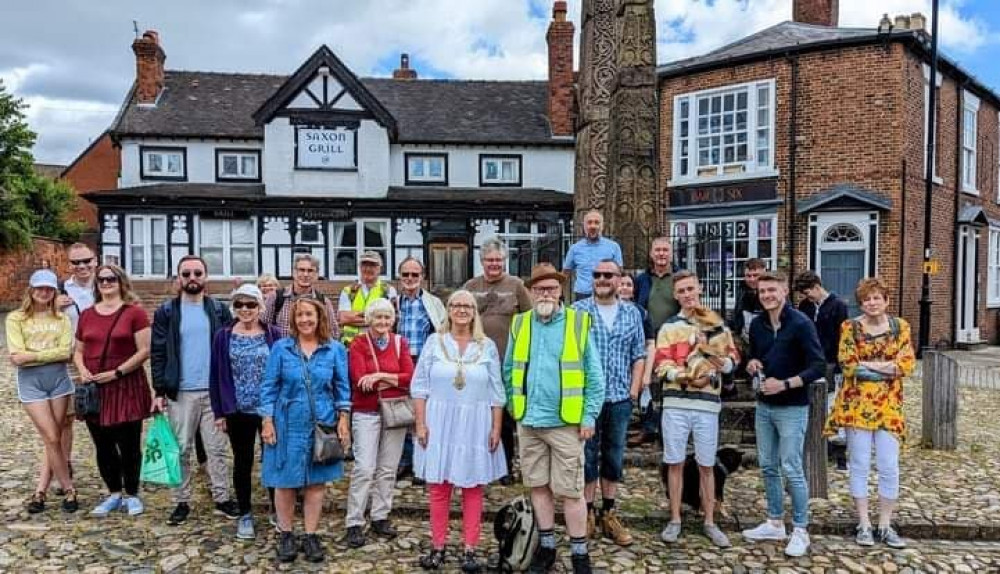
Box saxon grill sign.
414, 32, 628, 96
296, 126, 356, 170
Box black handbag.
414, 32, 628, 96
75, 307, 126, 418
300, 351, 344, 465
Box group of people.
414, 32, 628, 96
5, 211, 916, 572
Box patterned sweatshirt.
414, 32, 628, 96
5, 310, 72, 367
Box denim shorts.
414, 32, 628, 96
17, 363, 74, 404
584, 399, 632, 483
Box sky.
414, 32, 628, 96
3, 0, 998, 166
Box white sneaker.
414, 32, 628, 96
741, 520, 787, 542
784, 527, 810, 557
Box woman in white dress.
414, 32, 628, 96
413, 289, 506, 572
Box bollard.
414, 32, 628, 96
804, 379, 828, 499
922, 350, 958, 450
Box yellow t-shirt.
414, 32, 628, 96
4, 310, 72, 366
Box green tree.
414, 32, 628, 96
0, 79, 81, 248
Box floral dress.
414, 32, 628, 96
825, 316, 916, 443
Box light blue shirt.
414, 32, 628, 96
563, 236, 624, 295
502, 307, 605, 428
179, 301, 211, 391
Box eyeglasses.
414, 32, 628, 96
295, 268, 317, 274
592, 271, 620, 280
531, 286, 561, 295
181, 270, 204, 278
400, 272, 421, 279
97, 275, 119, 284
70, 257, 94, 266
233, 301, 259, 310
449, 303, 475, 310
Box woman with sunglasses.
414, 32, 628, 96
6, 269, 77, 513
209, 284, 282, 540
413, 290, 506, 572
74, 265, 152, 517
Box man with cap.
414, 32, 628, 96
338, 250, 398, 345
503, 263, 605, 574
262, 253, 339, 339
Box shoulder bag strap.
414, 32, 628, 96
298, 348, 319, 426
98, 306, 128, 372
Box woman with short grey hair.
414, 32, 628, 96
344, 298, 415, 548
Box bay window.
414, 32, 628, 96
199, 219, 256, 277
330, 219, 390, 278
127, 215, 167, 277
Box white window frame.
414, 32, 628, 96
405, 154, 447, 184
962, 90, 980, 194
125, 215, 168, 278
196, 218, 258, 278
140, 147, 185, 180
216, 150, 260, 181
480, 155, 522, 186
989, 226, 1000, 308
671, 78, 777, 186
328, 218, 392, 280
497, 220, 569, 279
922, 64, 943, 184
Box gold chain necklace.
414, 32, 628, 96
438, 334, 483, 390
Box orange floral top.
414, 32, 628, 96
824, 316, 916, 443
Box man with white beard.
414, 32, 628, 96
503, 263, 605, 574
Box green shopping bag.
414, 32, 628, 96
140, 413, 183, 487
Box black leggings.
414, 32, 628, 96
87, 420, 143, 496
226, 412, 262, 515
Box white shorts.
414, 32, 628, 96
661, 408, 719, 467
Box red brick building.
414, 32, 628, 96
61, 131, 121, 247
657, 0, 1000, 347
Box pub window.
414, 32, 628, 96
406, 154, 447, 185
126, 215, 167, 277
216, 149, 260, 181
672, 79, 775, 183
330, 219, 390, 278
499, 220, 566, 279
140, 147, 186, 180
480, 155, 522, 186
198, 219, 256, 277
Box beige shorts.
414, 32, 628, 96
517, 424, 585, 499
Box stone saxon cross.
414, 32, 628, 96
574, 0, 663, 269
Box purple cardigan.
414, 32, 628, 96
209, 321, 283, 419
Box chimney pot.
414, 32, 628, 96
392, 53, 418, 80
553, 0, 567, 22
792, 0, 839, 27
878, 13, 893, 33
894, 14, 911, 30
909, 12, 927, 32
132, 29, 166, 105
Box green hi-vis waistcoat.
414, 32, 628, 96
509, 308, 591, 425
341, 281, 386, 344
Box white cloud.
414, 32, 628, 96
2, 0, 995, 164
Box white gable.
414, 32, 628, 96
332, 91, 362, 111
289, 91, 319, 109
284, 73, 363, 112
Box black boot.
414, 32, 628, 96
527, 546, 556, 573
371, 519, 397, 538
276, 531, 298, 563
345, 525, 366, 548
301, 533, 325, 563
571, 553, 592, 574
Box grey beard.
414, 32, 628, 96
535, 301, 557, 319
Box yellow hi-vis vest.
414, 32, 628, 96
340, 281, 386, 344
509, 308, 591, 425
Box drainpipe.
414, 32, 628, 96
787, 54, 800, 279
899, 158, 907, 317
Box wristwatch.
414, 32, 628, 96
115, 368, 125, 379
783, 379, 791, 391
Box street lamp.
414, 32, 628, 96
918, 0, 940, 354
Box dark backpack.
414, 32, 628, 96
493, 495, 539, 572
272, 288, 326, 322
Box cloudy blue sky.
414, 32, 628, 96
3, 0, 998, 165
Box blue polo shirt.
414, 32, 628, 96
563, 236, 624, 295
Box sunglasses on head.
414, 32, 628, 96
400, 272, 421, 279
181, 270, 204, 278
70, 257, 94, 266
233, 301, 259, 310
97, 275, 119, 284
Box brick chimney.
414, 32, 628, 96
132, 30, 165, 105
546, 0, 575, 137
792, 0, 839, 27
392, 54, 418, 80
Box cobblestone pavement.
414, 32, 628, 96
3, 321, 1000, 572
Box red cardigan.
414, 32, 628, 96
348, 334, 414, 413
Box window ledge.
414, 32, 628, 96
961, 186, 980, 196
668, 169, 779, 188
932, 175, 944, 185
988, 301, 1000, 309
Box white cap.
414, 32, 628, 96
231, 283, 264, 303
29, 269, 59, 289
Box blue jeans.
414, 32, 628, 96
584, 400, 632, 483
755, 402, 810, 528
398, 432, 414, 470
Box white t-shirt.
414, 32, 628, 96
63, 276, 95, 338
595, 301, 620, 329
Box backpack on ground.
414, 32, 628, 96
492, 495, 539, 572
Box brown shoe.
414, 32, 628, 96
601, 510, 633, 546
586, 507, 597, 539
